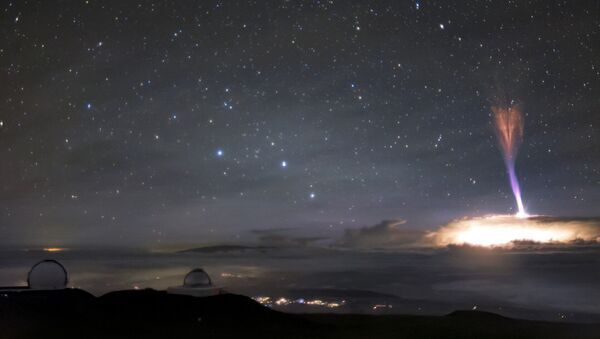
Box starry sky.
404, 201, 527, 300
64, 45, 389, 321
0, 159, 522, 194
1, 0, 598, 247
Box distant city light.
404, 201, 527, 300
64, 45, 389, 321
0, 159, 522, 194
253, 295, 344, 309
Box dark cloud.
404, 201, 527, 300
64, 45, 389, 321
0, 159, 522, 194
337, 220, 426, 249
250, 227, 300, 235
257, 234, 328, 247
250, 227, 328, 247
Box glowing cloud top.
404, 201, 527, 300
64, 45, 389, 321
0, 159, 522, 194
430, 215, 600, 247
492, 104, 526, 217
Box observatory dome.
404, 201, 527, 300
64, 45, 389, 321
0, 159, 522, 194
183, 268, 212, 287
28, 260, 68, 290
167, 268, 221, 297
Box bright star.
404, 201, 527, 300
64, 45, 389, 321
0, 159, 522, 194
216, 149, 224, 157
281, 161, 287, 168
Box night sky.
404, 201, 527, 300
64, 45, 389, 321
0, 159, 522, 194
1, 1, 598, 247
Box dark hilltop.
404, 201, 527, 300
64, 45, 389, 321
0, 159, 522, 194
2, 288, 600, 339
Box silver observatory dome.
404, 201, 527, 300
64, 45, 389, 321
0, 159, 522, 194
27, 259, 68, 290
183, 268, 213, 287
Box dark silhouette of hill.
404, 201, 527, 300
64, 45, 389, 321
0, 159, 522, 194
1, 288, 599, 338
447, 309, 512, 320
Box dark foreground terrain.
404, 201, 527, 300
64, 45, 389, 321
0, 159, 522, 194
1, 289, 599, 339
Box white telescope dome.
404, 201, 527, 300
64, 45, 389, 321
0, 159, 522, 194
183, 268, 212, 287
27, 260, 68, 290
168, 268, 221, 297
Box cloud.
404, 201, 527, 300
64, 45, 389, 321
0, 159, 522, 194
250, 227, 300, 235
429, 214, 600, 247
250, 228, 328, 247
337, 215, 600, 250
257, 234, 328, 247
336, 220, 426, 249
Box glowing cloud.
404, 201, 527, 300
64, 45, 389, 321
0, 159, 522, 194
492, 104, 526, 216
429, 215, 600, 247
43, 247, 67, 252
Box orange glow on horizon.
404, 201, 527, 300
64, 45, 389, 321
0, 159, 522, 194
43, 247, 66, 252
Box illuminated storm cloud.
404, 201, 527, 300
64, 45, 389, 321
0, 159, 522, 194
429, 214, 600, 248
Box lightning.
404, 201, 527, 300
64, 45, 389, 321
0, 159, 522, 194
417, 97, 600, 248
429, 215, 600, 248
492, 103, 527, 217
